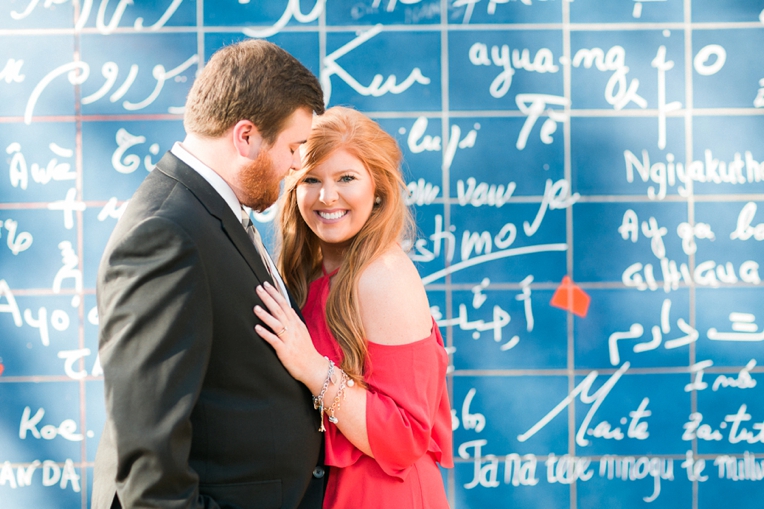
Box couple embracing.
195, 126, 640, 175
91, 39, 453, 509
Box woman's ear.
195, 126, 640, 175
232, 119, 264, 158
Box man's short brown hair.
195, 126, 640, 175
183, 39, 325, 144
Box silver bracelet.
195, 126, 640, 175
312, 357, 334, 432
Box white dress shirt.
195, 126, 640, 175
170, 143, 290, 304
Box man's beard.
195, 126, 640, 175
238, 148, 281, 212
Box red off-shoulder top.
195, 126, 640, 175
302, 267, 453, 509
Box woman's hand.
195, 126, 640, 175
254, 282, 327, 392
255, 283, 371, 452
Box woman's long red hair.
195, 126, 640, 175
276, 106, 414, 383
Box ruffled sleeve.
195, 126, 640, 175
364, 321, 453, 479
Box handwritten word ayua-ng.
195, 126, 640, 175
0, 459, 81, 492
624, 148, 764, 200
468, 42, 559, 99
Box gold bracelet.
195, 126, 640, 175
326, 370, 350, 424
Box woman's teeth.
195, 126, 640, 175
318, 210, 347, 220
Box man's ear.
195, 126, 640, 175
232, 119, 263, 158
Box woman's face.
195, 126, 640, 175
296, 149, 376, 250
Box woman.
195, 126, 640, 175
253, 106, 453, 508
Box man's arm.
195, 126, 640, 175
98, 215, 217, 508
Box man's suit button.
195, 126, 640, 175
312, 467, 325, 478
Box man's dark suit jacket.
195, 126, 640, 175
92, 152, 324, 509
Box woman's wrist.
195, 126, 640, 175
304, 354, 334, 395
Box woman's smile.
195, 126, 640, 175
316, 209, 349, 221
297, 148, 376, 250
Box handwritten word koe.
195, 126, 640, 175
19, 407, 83, 442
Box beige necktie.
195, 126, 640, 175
241, 212, 289, 302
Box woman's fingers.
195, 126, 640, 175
255, 284, 286, 319
253, 304, 284, 334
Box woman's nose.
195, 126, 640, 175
319, 184, 338, 205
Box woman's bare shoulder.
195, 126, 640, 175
357, 245, 433, 346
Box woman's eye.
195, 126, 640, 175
339, 175, 356, 183
303, 177, 320, 184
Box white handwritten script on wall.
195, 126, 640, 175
1, 1, 763, 508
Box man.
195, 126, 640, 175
92, 39, 326, 509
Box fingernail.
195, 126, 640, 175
256, 285, 263, 292
254, 305, 262, 312
264, 281, 272, 288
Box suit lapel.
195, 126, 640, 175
154, 152, 276, 289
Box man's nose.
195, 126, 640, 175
290, 150, 302, 171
